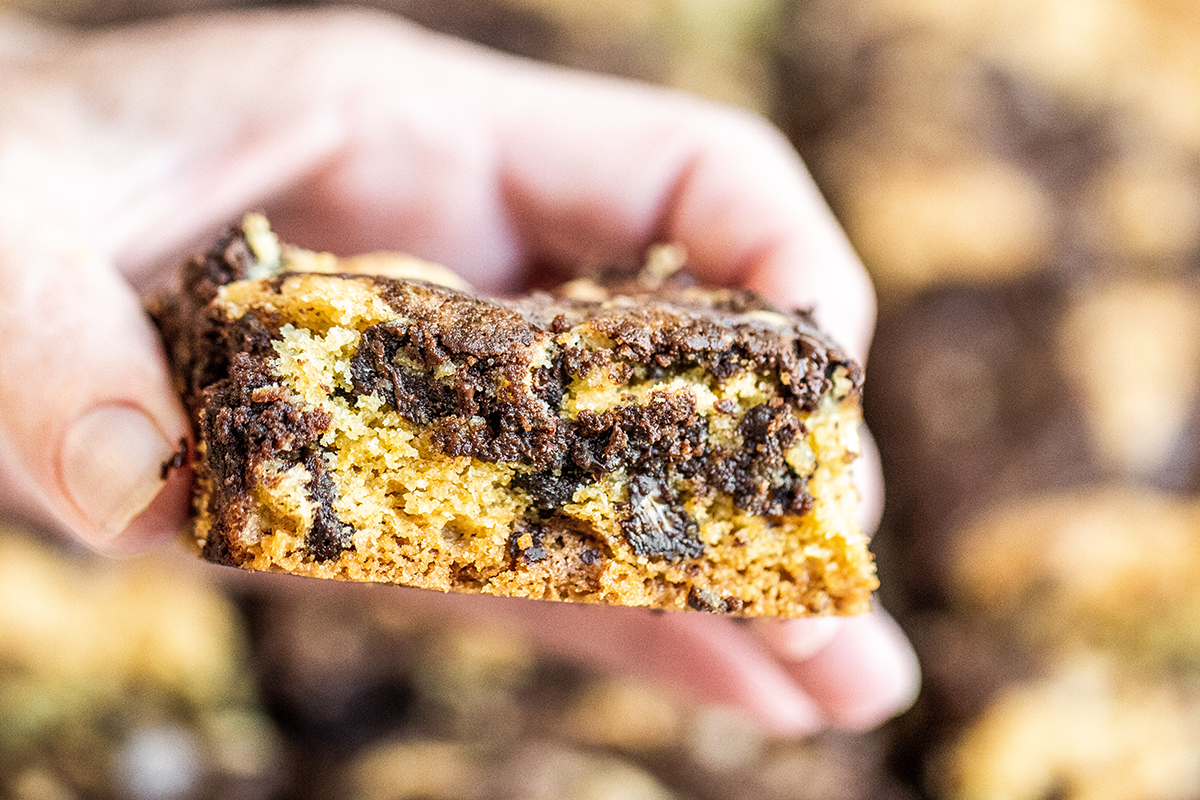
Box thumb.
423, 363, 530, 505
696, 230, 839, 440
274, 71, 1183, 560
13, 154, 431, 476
0, 247, 191, 551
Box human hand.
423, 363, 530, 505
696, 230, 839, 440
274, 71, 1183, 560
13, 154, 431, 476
0, 7, 916, 734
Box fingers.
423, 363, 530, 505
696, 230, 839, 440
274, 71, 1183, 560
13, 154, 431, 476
0, 248, 191, 550
513, 604, 828, 736
387, 586, 917, 737
760, 610, 921, 730
386, 589, 826, 736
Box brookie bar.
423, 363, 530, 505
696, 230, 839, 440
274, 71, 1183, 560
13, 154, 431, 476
154, 215, 876, 617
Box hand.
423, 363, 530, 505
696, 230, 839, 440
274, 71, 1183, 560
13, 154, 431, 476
0, 7, 917, 734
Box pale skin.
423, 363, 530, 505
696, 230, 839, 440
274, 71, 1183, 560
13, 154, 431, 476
0, 8, 918, 735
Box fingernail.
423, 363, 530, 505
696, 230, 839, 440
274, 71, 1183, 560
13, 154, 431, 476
61, 405, 174, 542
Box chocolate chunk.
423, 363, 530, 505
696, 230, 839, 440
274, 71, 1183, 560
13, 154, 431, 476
508, 522, 548, 564
303, 449, 355, 562
503, 279, 858, 409
687, 586, 742, 613
514, 467, 587, 511
621, 473, 703, 560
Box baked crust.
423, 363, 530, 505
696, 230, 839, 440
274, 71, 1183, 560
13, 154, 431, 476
154, 214, 876, 616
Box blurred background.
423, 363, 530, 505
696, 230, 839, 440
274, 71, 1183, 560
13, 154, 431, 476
3, 0, 1200, 798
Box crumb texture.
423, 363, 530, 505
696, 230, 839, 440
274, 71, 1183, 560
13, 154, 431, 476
154, 215, 876, 617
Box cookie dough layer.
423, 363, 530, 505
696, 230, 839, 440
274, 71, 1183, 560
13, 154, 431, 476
155, 215, 876, 617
